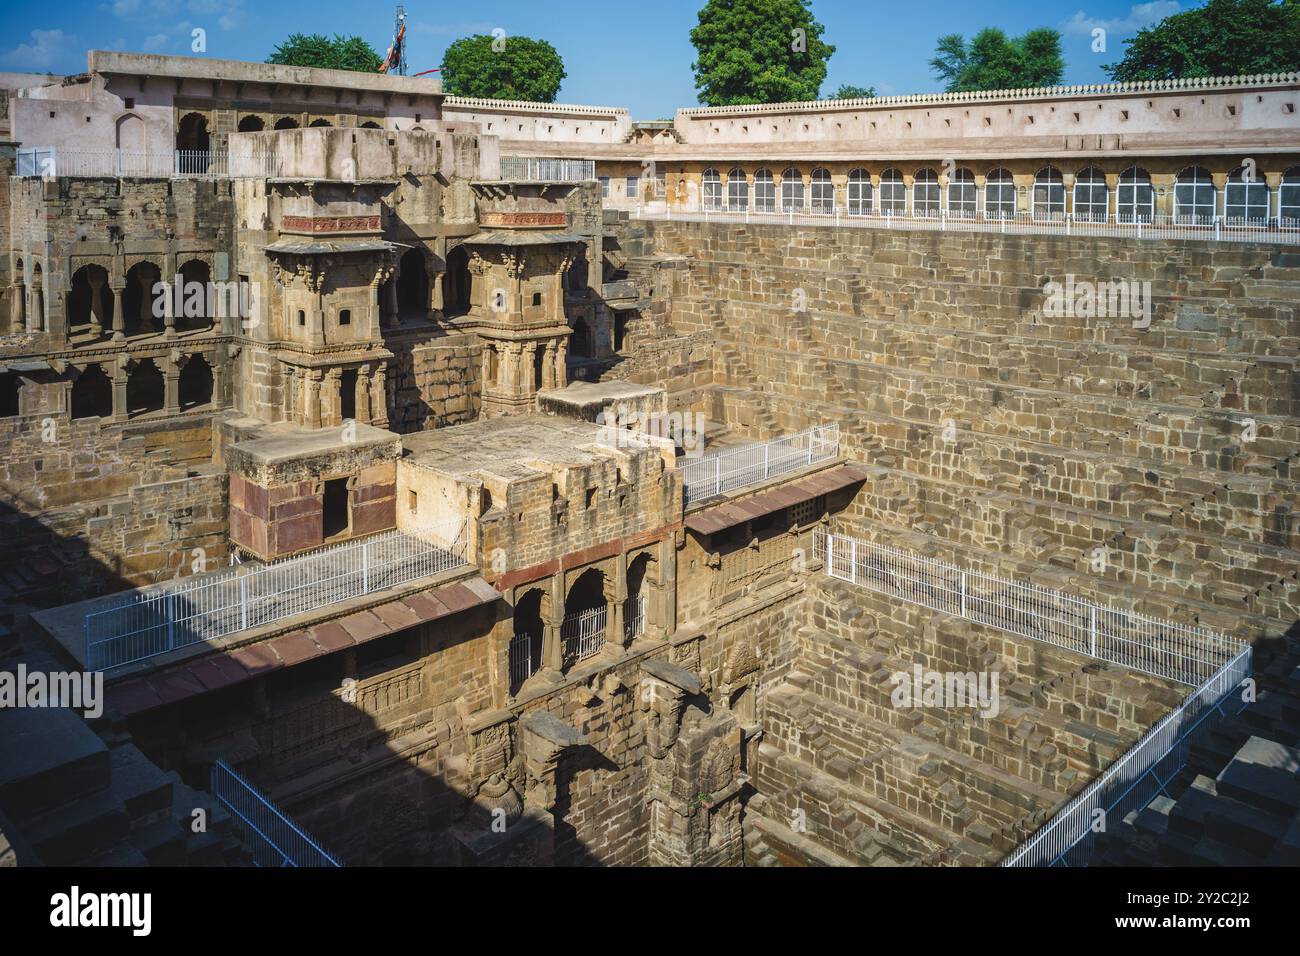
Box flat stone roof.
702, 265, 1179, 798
402, 415, 657, 481
88, 50, 443, 97
231, 421, 398, 466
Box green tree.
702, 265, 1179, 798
267, 33, 382, 72
691, 0, 836, 105
929, 27, 1064, 92
1106, 0, 1300, 81
831, 84, 876, 99
440, 35, 566, 102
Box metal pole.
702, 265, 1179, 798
960, 571, 967, 618
715, 456, 721, 497
850, 538, 857, 585
1089, 605, 1097, 657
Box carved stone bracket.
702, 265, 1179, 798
639, 658, 702, 759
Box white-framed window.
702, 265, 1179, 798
847, 168, 872, 216
1033, 167, 1065, 220
599, 176, 610, 199
1174, 166, 1215, 223
1282, 166, 1300, 223
985, 168, 1016, 219
1226, 165, 1270, 221
727, 168, 748, 210
625, 176, 639, 201
1073, 167, 1108, 222
754, 168, 776, 212
947, 168, 976, 219
701, 167, 722, 210
913, 169, 940, 217
780, 168, 805, 211
810, 167, 834, 213
1117, 166, 1154, 223
880, 168, 906, 215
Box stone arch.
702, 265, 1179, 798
115, 113, 146, 152
30, 263, 44, 332
68, 264, 112, 335
570, 316, 592, 358
912, 168, 940, 217
177, 258, 211, 331
443, 244, 471, 316
396, 248, 428, 320
179, 353, 214, 409
309, 118, 333, 128
127, 358, 164, 417
625, 551, 656, 639
237, 115, 265, 132
176, 111, 210, 151
70, 364, 112, 419
1073, 166, 1109, 222
510, 587, 548, 693
0, 372, 20, 417
1032, 166, 1065, 220
563, 566, 609, 665
274, 116, 300, 130
124, 260, 162, 335
1117, 166, 1154, 223
360, 121, 382, 129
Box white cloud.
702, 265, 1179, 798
1064, 2, 1181, 37
142, 33, 170, 52
0, 29, 78, 70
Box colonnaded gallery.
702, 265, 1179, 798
0, 50, 1297, 867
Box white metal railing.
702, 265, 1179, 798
16, 147, 280, 179
211, 759, 342, 867
1002, 646, 1251, 867
624, 594, 646, 642
680, 423, 840, 506
634, 204, 1300, 246
509, 629, 540, 690
561, 605, 607, 665
812, 529, 1253, 866
500, 156, 596, 182
815, 529, 1241, 687
84, 522, 469, 671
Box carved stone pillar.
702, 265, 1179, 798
384, 277, 399, 328
542, 342, 556, 390
86, 273, 105, 336
10, 283, 24, 333
323, 368, 341, 427
541, 574, 565, 674
357, 366, 373, 424
164, 353, 181, 415
306, 370, 323, 428
555, 339, 568, 389
111, 359, 129, 423
110, 283, 126, 342
372, 363, 389, 429
607, 552, 628, 654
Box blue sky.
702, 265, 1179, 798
0, 0, 1189, 117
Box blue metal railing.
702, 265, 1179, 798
211, 759, 342, 867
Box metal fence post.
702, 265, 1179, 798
826, 534, 834, 577
1089, 605, 1097, 657
960, 571, 967, 618
240, 575, 248, 631
850, 538, 857, 585
715, 456, 721, 497
763, 443, 770, 479
362, 540, 370, 593
167, 592, 175, 652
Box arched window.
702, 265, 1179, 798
726, 168, 748, 210
359, 121, 383, 130
985, 169, 1016, 219
1117, 166, 1154, 223
179, 354, 213, 410
397, 248, 428, 320
753, 169, 776, 212
912, 169, 940, 217
880, 168, 906, 216
1174, 166, 1216, 224
127, 359, 164, 417
1073, 167, 1108, 222
847, 169, 872, 216
274, 117, 299, 130
780, 168, 805, 211
810, 168, 834, 213
237, 115, 265, 132
71, 365, 112, 420
309, 118, 333, 128
1033, 167, 1065, 220
701, 168, 722, 210
1226, 165, 1270, 222
1282, 166, 1300, 223
947, 168, 976, 219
